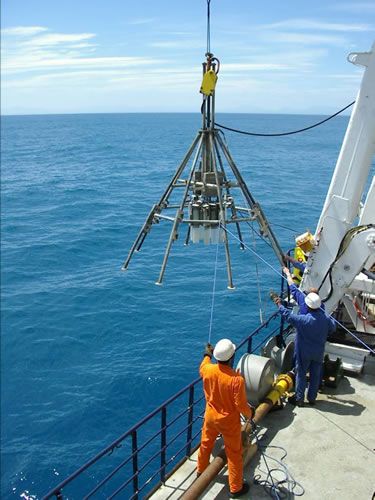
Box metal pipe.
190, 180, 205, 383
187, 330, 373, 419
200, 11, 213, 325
209, 132, 234, 289
215, 131, 285, 266
156, 135, 204, 285
180, 373, 294, 500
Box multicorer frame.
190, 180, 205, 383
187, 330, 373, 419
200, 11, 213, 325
122, 52, 284, 288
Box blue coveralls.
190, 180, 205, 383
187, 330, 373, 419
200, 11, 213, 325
279, 305, 335, 402
289, 283, 312, 315
288, 283, 326, 364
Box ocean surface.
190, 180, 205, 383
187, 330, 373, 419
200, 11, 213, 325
1, 112, 357, 498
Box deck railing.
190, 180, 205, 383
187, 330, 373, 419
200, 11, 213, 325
42, 311, 282, 500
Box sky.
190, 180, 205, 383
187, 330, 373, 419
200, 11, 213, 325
1, 0, 375, 115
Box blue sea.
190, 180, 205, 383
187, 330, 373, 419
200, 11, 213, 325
1, 112, 353, 498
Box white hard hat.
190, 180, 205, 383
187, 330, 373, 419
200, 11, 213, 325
305, 292, 321, 310
213, 339, 236, 361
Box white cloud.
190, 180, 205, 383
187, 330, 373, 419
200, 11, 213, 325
1, 26, 48, 36
3, 67, 187, 88
128, 18, 156, 25
261, 19, 373, 32
2, 27, 163, 76
265, 32, 346, 46
150, 40, 203, 49
327, 73, 362, 80
222, 62, 290, 71
331, 2, 375, 13
22, 33, 96, 47
5, 55, 165, 73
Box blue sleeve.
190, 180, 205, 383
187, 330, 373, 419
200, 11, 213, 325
289, 284, 306, 308
279, 305, 310, 327
293, 261, 306, 272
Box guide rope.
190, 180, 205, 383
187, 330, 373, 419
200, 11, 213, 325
215, 101, 355, 137
208, 239, 220, 344
252, 223, 265, 324
221, 224, 375, 354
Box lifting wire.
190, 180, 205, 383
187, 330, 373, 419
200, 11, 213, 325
215, 101, 355, 137
206, 0, 211, 54
221, 224, 375, 355
208, 240, 220, 344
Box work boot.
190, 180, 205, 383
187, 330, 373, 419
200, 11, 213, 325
229, 482, 250, 498
288, 395, 304, 407
308, 399, 316, 406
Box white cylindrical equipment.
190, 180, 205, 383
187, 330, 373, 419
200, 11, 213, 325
236, 354, 276, 406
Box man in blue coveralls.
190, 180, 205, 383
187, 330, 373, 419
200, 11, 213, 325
273, 289, 335, 406
282, 266, 324, 315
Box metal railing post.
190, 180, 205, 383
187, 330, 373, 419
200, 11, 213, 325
131, 431, 139, 499
161, 407, 167, 483
186, 385, 194, 456
247, 337, 252, 353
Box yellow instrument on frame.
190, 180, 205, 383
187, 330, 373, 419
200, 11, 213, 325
200, 68, 218, 96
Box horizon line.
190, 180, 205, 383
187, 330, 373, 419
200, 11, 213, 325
2, 110, 352, 118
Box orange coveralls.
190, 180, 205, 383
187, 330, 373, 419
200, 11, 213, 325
197, 355, 252, 493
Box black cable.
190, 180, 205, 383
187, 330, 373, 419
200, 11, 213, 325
215, 101, 355, 137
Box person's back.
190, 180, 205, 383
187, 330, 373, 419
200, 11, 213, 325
295, 309, 332, 361
275, 291, 336, 405
197, 339, 252, 498
200, 359, 248, 422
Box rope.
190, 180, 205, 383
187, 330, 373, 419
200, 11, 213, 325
269, 222, 298, 234
251, 223, 265, 324
206, 0, 211, 54
208, 239, 219, 344
249, 426, 305, 499
221, 224, 375, 354
215, 101, 355, 137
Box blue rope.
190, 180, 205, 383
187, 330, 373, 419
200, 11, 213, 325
221, 224, 375, 355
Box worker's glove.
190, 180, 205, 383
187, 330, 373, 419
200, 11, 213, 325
269, 291, 282, 306
204, 343, 214, 358
282, 266, 291, 276
248, 418, 257, 433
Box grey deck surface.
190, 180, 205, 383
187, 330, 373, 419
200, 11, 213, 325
150, 373, 375, 499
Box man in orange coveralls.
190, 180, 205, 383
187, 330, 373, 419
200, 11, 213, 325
197, 338, 254, 498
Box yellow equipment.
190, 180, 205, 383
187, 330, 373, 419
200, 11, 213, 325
295, 231, 315, 253
293, 246, 306, 284
293, 231, 314, 284
200, 69, 218, 96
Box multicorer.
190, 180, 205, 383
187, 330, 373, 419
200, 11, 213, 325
121, 52, 284, 289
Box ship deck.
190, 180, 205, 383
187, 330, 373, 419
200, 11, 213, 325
150, 369, 375, 499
